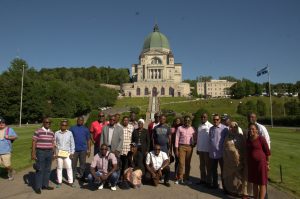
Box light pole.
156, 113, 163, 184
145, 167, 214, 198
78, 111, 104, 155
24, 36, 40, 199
19, 64, 24, 127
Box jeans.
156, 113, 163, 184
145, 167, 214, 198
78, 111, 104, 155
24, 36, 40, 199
208, 158, 224, 187
72, 151, 87, 179
88, 170, 120, 186
145, 166, 170, 186
35, 149, 53, 190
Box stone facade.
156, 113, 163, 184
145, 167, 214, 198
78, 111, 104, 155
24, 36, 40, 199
197, 80, 236, 98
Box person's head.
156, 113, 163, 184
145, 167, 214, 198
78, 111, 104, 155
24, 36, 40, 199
212, 114, 221, 126
172, 117, 182, 127
154, 113, 160, 123
77, 116, 84, 126
98, 112, 106, 122
109, 115, 116, 126
122, 116, 129, 127
248, 123, 259, 139
115, 113, 120, 123
159, 114, 167, 124
229, 122, 239, 134
221, 114, 231, 126
100, 144, 109, 156
248, 113, 257, 123
183, 115, 192, 127
153, 144, 161, 156
42, 117, 51, 129
130, 142, 138, 153
200, 113, 208, 124
138, 119, 144, 129
60, 120, 69, 131
0, 117, 6, 130
130, 112, 136, 122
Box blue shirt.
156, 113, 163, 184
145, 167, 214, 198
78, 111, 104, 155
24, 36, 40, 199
208, 124, 228, 159
0, 127, 17, 154
70, 125, 90, 152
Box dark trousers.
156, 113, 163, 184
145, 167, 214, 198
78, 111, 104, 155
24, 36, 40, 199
35, 149, 53, 190
174, 155, 179, 179
198, 151, 210, 182
120, 155, 127, 178
72, 151, 87, 179
145, 166, 170, 186
94, 144, 99, 156
208, 158, 224, 187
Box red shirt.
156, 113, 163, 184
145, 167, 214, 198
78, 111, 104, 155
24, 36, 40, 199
89, 121, 108, 145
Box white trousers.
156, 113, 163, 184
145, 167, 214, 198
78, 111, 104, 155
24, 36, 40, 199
57, 157, 73, 183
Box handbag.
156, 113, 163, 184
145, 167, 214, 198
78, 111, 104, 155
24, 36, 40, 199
57, 150, 70, 158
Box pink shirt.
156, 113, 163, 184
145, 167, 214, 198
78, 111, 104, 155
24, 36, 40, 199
175, 126, 196, 147
89, 121, 108, 145
90, 152, 117, 174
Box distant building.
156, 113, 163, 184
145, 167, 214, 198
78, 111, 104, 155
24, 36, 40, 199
197, 80, 236, 98
121, 24, 190, 97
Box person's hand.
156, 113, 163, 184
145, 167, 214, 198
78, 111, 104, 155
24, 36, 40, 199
52, 154, 57, 160
95, 176, 101, 182
267, 163, 270, 171
151, 172, 156, 178
69, 154, 74, 159
31, 153, 37, 160
175, 149, 179, 157
101, 174, 108, 181
158, 169, 162, 177
87, 150, 91, 157
4, 135, 9, 139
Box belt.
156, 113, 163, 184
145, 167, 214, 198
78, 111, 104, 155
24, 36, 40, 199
179, 144, 192, 147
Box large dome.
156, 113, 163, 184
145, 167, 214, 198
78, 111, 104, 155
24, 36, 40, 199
142, 24, 170, 51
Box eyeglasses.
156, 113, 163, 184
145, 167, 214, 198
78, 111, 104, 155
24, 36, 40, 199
99, 115, 105, 117
100, 148, 108, 151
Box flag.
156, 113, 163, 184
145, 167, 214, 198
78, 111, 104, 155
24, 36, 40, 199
257, 66, 269, 77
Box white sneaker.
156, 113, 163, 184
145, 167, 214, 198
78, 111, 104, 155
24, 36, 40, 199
98, 184, 104, 190
111, 186, 117, 191
174, 180, 179, 184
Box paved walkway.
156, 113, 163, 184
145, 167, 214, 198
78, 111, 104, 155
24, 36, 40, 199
0, 149, 295, 199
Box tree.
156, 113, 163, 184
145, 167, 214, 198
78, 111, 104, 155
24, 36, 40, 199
219, 76, 239, 82
257, 100, 267, 116
192, 108, 209, 129
197, 76, 212, 82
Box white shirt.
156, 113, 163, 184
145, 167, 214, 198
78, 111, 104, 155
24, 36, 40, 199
196, 121, 213, 152
257, 122, 271, 149
146, 151, 169, 170
108, 126, 114, 146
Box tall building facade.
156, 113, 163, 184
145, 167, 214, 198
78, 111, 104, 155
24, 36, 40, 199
121, 24, 190, 97
197, 80, 236, 98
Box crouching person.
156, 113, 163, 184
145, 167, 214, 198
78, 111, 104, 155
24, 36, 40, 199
88, 144, 120, 191
145, 144, 170, 187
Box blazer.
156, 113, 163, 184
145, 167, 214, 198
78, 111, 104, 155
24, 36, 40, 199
131, 128, 150, 155
125, 151, 145, 174
100, 124, 124, 153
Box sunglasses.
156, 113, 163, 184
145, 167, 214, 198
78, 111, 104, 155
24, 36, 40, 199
100, 148, 108, 151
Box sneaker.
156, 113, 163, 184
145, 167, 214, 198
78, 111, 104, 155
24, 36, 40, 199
8, 170, 15, 181
179, 179, 185, 185
111, 186, 117, 191
174, 180, 179, 184
98, 184, 104, 190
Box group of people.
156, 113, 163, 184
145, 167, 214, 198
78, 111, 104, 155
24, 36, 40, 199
0, 111, 271, 199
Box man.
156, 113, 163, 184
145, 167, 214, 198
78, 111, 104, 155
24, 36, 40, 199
196, 113, 213, 185
88, 144, 119, 191
70, 116, 91, 181
32, 117, 55, 194
221, 114, 243, 134
208, 114, 228, 189
0, 116, 18, 181
120, 116, 134, 178
148, 112, 160, 151
100, 115, 124, 157
145, 144, 170, 187
115, 113, 122, 127
129, 112, 138, 130
248, 113, 271, 149
90, 112, 108, 155
152, 114, 171, 154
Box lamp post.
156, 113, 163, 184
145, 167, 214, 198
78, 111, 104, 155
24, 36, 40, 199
19, 64, 24, 127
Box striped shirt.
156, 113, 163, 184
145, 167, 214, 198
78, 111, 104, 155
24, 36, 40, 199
121, 124, 134, 155
175, 125, 196, 148
33, 127, 55, 149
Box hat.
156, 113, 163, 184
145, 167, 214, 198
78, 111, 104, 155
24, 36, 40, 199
0, 117, 6, 123
138, 119, 145, 124
221, 114, 230, 121
130, 142, 137, 147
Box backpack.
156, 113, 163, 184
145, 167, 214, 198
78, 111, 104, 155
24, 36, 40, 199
5, 127, 14, 144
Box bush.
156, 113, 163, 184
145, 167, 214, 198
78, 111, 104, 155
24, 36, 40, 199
258, 116, 300, 127
129, 107, 140, 115
50, 118, 77, 132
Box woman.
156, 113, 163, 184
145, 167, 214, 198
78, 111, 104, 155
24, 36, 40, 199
247, 123, 271, 199
223, 122, 246, 197
123, 142, 144, 188
170, 117, 183, 181
131, 119, 150, 156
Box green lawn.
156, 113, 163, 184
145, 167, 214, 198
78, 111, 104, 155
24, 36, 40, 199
114, 97, 149, 112
268, 127, 300, 197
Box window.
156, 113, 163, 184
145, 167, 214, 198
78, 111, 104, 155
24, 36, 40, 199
145, 87, 149, 95
161, 87, 165, 95
151, 57, 162, 64
136, 88, 140, 96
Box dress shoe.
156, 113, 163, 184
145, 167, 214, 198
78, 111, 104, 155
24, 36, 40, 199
42, 186, 54, 190
35, 189, 41, 194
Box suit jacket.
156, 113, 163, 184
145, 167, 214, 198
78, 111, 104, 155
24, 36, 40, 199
100, 124, 124, 153
131, 128, 150, 155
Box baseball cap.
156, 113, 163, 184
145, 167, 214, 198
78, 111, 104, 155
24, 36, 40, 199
0, 117, 6, 123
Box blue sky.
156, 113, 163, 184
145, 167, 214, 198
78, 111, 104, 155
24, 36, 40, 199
0, 0, 299, 83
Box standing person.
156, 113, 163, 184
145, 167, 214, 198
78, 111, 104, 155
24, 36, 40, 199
170, 117, 182, 182
88, 144, 120, 191
208, 114, 228, 189
115, 113, 122, 127
120, 116, 134, 179
145, 144, 170, 187
131, 119, 150, 156
152, 114, 171, 154
90, 112, 108, 155
70, 116, 91, 181
129, 112, 138, 130
100, 115, 124, 157
247, 123, 271, 199
31, 117, 55, 194
0, 117, 18, 181
196, 113, 213, 185
221, 114, 243, 134
223, 122, 246, 197
54, 120, 75, 188
175, 115, 196, 185
148, 112, 160, 151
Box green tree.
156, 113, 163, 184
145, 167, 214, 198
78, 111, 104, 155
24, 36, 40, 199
257, 100, 267, 116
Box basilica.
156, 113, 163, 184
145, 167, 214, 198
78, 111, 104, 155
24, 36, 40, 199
121, 24, 190, 97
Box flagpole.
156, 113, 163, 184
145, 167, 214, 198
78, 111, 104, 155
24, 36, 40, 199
19, 64, 24, 127
267, 65, 273, 128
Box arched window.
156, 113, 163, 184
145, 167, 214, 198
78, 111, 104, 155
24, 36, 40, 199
144, 87, 149, 95
151, 57, 162, 65
169, 87, 174, 97
161, 87, 165, 95
136, 88, 140, 96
